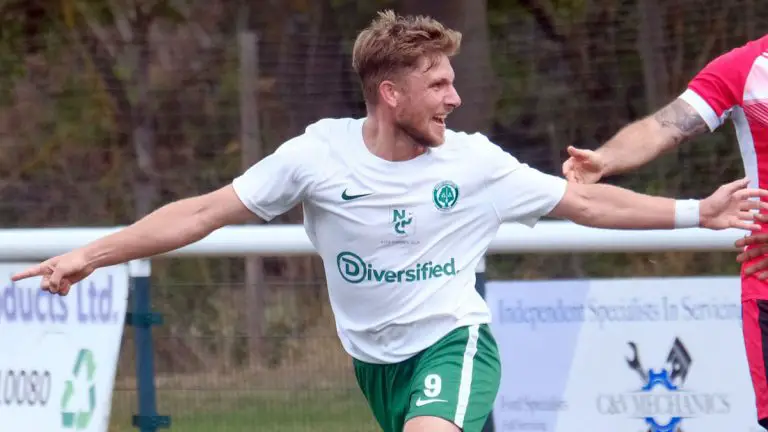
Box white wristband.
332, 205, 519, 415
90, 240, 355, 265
674, 199, 700, 228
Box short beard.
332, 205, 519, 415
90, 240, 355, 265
395, 117, 441, 148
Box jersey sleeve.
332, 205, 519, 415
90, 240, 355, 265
232, 135, 317, 221
678, 41, 760, 131
476, 135, 568, 227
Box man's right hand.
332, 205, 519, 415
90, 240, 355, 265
562, 146, 606, 184
11, 250, 95, 296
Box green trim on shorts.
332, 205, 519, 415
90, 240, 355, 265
354, 324, 501, 432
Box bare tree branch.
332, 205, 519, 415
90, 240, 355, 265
516, 0, 566, 44
72, 20, 133, 136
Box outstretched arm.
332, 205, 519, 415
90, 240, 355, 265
11, 185, 255, 293
565, 38, 758, 184
479, 133, 765, 231
67, 185, 251, 268
12, 130, 319, 295
596, 99, 710, 177
562, 99, 710, 183
548, 178, 766, 231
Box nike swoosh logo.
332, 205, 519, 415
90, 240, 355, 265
341, 189, 372, 201
415, 398, 448, 407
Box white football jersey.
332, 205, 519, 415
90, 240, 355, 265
232, 118, 567, 364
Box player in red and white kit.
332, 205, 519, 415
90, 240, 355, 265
561, 35, 768, 429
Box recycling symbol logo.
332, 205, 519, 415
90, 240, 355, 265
61, 349, 97, 430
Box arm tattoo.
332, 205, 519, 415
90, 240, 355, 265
652, 99, 709, 141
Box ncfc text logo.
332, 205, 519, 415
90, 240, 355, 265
596, 338, 730, 432
336, 251, 456, 284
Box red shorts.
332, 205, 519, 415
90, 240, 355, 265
742, 298, 768, 427
742, 269, 768, 428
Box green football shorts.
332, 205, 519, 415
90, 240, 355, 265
353, 324, 501, 432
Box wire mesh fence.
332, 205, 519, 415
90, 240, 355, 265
109, 277, 381, 432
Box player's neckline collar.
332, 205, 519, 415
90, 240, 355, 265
351, 118, 435, 169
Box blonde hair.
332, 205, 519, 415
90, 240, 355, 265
352, 10, 462, 105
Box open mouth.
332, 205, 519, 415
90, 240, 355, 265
432, 115, 446, 127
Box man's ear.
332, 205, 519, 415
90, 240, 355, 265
378, 80, 400, 108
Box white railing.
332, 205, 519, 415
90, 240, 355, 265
0, 221, 746, 260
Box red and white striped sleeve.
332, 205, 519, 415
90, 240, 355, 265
679, 36, 768, 131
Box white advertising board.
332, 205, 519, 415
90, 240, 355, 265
486, 277, 761, 432
0, 263, 129, 431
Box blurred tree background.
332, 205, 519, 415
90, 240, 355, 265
0, 0, 764, 430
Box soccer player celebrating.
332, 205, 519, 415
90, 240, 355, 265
12, 13, 768, 432
561, 35, 768, 429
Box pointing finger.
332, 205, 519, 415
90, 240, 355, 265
11, 264, 48, 282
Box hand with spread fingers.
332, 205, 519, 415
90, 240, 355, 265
736, 217, 768, 280
10, 250, 94, 296
699, 178, 768, 231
